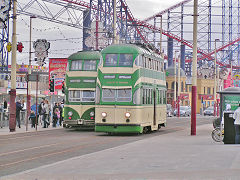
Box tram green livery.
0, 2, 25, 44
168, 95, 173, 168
95, 44, 167, 134
63, 51, 100, 129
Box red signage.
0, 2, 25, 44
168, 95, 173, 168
49, 58, 67, 90
198, 94, 214, 100
180, 93, 189, 100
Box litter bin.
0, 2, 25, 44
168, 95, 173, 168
224, 112, 235, 144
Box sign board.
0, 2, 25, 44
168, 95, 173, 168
186, 77, 192, 85
223, 95, 240, 111
33, 39, 50, 62
27, 74, 39, 81
49, 58, 67, 90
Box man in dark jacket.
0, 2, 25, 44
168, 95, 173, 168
16, 100, 23, 128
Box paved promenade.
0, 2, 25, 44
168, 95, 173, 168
1, 123, 240, 180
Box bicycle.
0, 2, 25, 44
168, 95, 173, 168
211, 127, 224, 142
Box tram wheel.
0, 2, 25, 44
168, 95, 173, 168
143, 127, 148, 134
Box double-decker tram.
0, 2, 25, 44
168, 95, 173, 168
63, 51, 100, 129
95, 44, 167, 134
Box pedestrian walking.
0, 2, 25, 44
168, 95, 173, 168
16, 100, 23, 128
29, 110, 36, 128
233, 103, 240, 144
3, 98, 7, 110
52, 107, 59, 127
57, 102, 63, 126
42, 100, 50, 128
38, 99, 45, 126
31, 103, 39, 126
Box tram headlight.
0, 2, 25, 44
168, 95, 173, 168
68, 111, 73, 117
90, 111, 94, 116
101, 112, 107, 118
125, 112, 131, 118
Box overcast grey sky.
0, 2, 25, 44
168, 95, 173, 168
11, 0, 183, 66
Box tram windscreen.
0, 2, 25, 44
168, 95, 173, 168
69, 90, 95, 102
102, 88, 132, 102
82, 90, 95, 102
117, 89, 132, 102
102, 89, 115, 102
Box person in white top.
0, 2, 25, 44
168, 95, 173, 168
233, 104, 240, 144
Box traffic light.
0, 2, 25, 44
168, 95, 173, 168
49, 76, 55, 92
6, 42, 11, 52
17, 42, 24, 53
62, 81, 65, 94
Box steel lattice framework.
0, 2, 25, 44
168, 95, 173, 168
1, 0, 240, 74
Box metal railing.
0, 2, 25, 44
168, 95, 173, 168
0, 110, 27, 128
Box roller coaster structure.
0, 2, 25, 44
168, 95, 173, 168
1, 0, 240, 74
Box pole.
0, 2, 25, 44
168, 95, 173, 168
178, 53, 181, 118
27, 17, 34, 130
35, 73, 38, 131
9, 0, 17, 132
217, 64, 220, 116
214, 40, 217, 116
231, 60, 233, 87
174, 51, 177, 109
113, 0, 117, 44
95, 17, 99, 50
160, 15, 163, 56
191, 0, 198, 135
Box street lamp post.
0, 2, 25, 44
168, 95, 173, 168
214, 39, 219, 116
174, 50, 178, 110
178, 54, 181, 118
191, 0, 198, 135
159, 15, 163, 56
9, 0, 17, 132
113, 0, 117, 44
217, 64, 220, 116
26, 16, 36, 131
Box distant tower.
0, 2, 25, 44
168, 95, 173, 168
0, 0, 11, 73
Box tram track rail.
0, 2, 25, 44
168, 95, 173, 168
0, 117, 210, 177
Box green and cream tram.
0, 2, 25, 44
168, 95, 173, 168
95, 44, 167, 134
63, 51, 100, 129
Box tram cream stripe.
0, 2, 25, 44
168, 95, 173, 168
99, 67, 139, 74
134, 77, 165, 87
68, 88, 95, 91
67, 71, 97, 77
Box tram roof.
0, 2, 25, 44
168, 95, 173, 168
68, 50, 101, 60
101, 44, 162, 59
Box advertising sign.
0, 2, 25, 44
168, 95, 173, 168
223, 95, 240, 111
49, 58, 67, 90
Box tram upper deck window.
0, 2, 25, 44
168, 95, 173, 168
119, 54, 133, 67
105, 54, 118, 66
83, 60, 96, 71
135, 55, 143, 67
82, 90, 95, 102
71, 60, 82, 70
